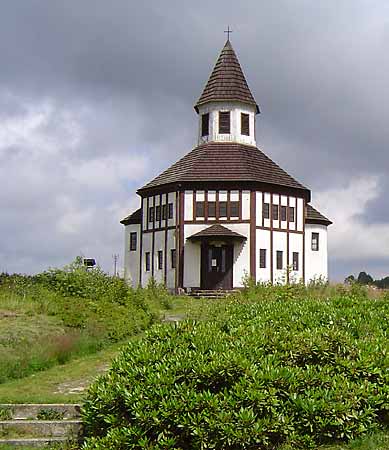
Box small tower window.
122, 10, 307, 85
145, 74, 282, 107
219, 111, 230, 134
201, 113, 209, 136
241, 113, 250, 136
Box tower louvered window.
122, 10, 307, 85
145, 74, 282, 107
241, 113, 249, 135
219, 111, 230, 134
201, 113, 209, 136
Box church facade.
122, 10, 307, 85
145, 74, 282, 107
121, 40, 332, 291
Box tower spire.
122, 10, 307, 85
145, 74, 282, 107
194, 40, 259, 114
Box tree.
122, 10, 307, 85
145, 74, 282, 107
357, 271, 373, 285
344, 275, 355, 284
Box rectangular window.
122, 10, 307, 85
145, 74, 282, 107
312, 232, 319, 251
276, 251, 283, 270
241, 113, 250, 136
272, 204, 279, 221
293, 252, 299, 271
148, 206, 154, 223
263, 203, 270, 219
129, 232, 137, 251
208, 201, 216, 218
158, 250, 163, 270
288, 206, 295, 222
195, 201, 205, 218
230, 201, 239, 218
168, 203, 173, 219
259, 249, 266, 268
162, 204, 167, 221
219, 111, 230, 134
145, 252, 150, 272
281, 206, 287, 222
171, 249, 176, 269
155, 205, 161, 222
201, 113, 209, 136
219, 201, 227, 217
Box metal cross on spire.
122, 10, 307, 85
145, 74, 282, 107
224, 26, 233, 41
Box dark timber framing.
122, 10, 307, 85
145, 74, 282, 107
250, 191, 256, 280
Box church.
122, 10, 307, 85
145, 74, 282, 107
121, 39, 332, 292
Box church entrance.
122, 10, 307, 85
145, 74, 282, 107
201, 243, 233, 290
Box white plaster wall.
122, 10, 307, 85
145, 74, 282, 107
229, 223, 250, 287
142, 233, 152, 286
242, 191, 250, 220
168, 192, 176, 228
256, 191, 263, 226
124, 224, 140, 287
197, 101, 257, 146
256, 228, 271, 283
305, 224, 328, 283
273, 231, 287, 284
289, 233, 304, 283
153, 230, 165, 284
297, 198, 304, 232
184, 191, 193, 221
166, 229, 177, 290
142, 198, 147, 230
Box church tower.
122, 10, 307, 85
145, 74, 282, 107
195, 40, 259, 147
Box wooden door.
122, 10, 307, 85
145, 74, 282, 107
201, 244, 233, 290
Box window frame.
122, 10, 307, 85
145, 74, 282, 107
129, 232, 137, 252
148, 206, 154, 223
272, 204, 279, 221
201, 113, 209, 137
171, 249, 177, 269
219, 201, 227, 217
241, 113, 250, 136
145, 252, 151, 272
281, 205, 287, 222
219, 111, 231, 134
276, 250, 283, 270
158, 250, 163, 270
311, 232, 320, 251
288, 206, 295, 222
155, 205, 161, 222
292, 252, 299, 271
168, 203, 173, 219
259, 248, 266, 268
208, 201, 216, 218
263, 203, 270, 219
162, 204, 167, 221
230, 201, 240, 218
195, 201, 205, 218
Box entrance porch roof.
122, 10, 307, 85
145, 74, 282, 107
187, 224, 247, 242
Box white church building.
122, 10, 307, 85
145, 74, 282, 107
121, 40, 332, 292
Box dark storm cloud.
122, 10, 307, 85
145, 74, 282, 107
0, 0, 388, 279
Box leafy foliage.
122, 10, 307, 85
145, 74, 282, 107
82, 288, 388, 449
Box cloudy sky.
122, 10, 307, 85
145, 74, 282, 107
1, 1, 388, 280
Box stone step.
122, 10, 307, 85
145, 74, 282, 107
0, 419, 82, 439
188, 289, 239, 298
0, 404, 81, 420
0, 436, 69, 447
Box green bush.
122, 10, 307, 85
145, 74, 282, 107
82, 293, 388, 449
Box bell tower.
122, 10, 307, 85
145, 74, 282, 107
194, 39, 260, 147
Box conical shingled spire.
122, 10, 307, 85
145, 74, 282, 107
195, 40, 259, 113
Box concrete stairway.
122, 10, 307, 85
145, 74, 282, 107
187, 289, 240, 299
0, 403, 82, 447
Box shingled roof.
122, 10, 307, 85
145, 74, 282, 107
120, 208, 142, 225
195, 40, 259, 113
188, 224, 246, 241
138, 142, 309, 197
306, 204, 332, 226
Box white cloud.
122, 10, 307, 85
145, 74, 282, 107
314, 175, 389, 261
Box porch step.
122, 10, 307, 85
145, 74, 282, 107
187, 289, 240, 299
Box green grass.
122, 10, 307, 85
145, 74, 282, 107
0, 342, 123, 403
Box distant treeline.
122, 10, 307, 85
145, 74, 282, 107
345, 271, 389, 289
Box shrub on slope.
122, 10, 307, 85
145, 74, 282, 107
82, 292, 388, 449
